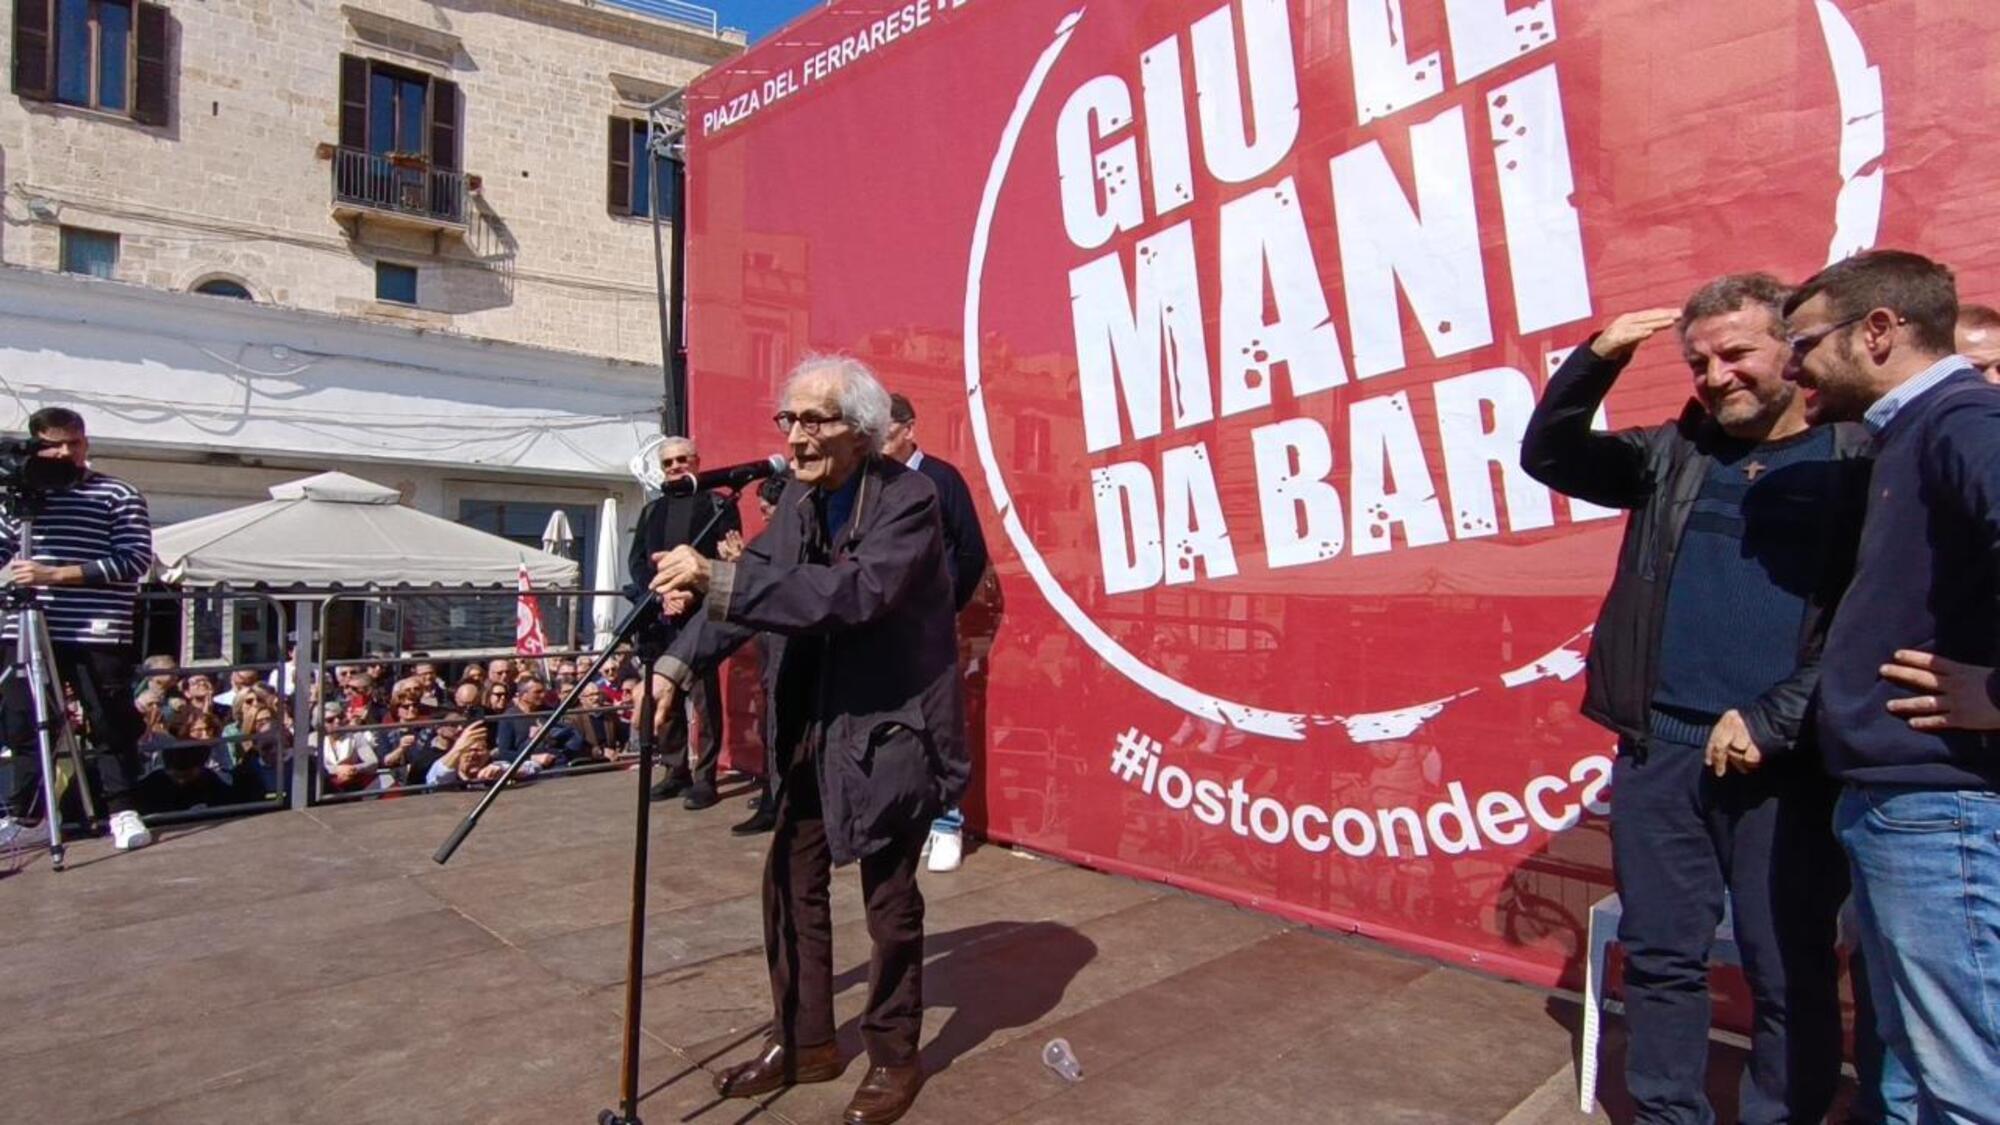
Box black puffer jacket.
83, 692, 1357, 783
1520, 344, 1873, 757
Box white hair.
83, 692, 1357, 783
782, 354, 892, 453
659, 435, 697, 457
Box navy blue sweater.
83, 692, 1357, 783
1819, 369, 2000, 788
1650, 428, 1835, 745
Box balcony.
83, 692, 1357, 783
326, 146, 478, 236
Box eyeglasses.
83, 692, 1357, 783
660, 454, 693, 466
1786, 314, 1868, 359
773, 411, 846, 436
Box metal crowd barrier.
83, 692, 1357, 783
0, 587, 658, 831
305, 587, 645, 807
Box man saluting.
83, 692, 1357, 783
1520, 276, 1869, 1124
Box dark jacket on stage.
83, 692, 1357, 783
911, 451, 989, 612
624, 488, 742, 606
657, 455, 969, 865
1519, 343, 1873, 758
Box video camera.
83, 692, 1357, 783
0, 435, 83, 512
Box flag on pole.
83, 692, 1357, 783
515, 562, 547, 657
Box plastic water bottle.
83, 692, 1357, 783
1041, 1037, 1083, 1082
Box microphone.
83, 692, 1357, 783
664, 454, 789, 496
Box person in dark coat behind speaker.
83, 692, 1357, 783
882, 393, 989, 874
625, 435, 741, 810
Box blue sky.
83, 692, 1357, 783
716, 0, 824, 42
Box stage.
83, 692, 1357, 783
0, 771, 1769, 1123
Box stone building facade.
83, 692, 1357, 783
3, 0, 740, 359
0, 0, 743, 644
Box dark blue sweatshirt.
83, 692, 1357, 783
1818, 368, 2000, 788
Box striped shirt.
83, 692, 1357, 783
1863, 354, 1972, 434
0, 472, 153, 645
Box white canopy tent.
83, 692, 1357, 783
152, 471, 581, 588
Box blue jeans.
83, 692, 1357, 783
1836, 784, 2000, 1125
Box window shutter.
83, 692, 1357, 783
132, 3, 171, 126
428, 77, 458, 170
11, 0, 54, 100
338, 54, 367, 151
607, 117, 632, 214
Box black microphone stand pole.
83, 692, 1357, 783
431, 491, 742, 1125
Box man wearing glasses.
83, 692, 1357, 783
627, 435, 741, 810
1521, 275, 1870, 1123
647, 356, 967, 1125
1784, 250, 2000, 1122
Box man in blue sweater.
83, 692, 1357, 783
1783, 250, 2000, 1123
1522, 275, 1870, 1124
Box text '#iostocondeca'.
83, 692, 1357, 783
1108, 726, 1612, 858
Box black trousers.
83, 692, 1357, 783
3, 641, 144, 817
764, 751, 927, 1067
1610, 738, 1846, 1125
660, 666, 722, 787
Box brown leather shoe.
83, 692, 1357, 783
712, 1039, 843, 1099
842, 1064, 924, 1125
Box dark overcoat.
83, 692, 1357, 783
658, 455, 968, 864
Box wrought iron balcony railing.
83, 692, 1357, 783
331, 147, 472, 229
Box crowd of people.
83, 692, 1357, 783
1523, 250, 2000, 1124
112, 649, 657, 814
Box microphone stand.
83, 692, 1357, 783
431, 489, 743, 1125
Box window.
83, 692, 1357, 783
375, 262, 417, 305
607, 117, 680, 219
458, 499, 598, 578
193, 277, 251, 300
11, 0, 169, 124
59, 225, 117, 277
1015, 413, 1053, 473
335, 54, 461, 221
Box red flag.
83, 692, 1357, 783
515, 563, 547, 657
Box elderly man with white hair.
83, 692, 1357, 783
625, 433, 740, 810
649, 355, 969, 1125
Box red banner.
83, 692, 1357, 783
684, 0, 1998, 987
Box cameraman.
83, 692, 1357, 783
0, 408, 155, 852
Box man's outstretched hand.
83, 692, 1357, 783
650, 545, 712, 596
1881, 649, 2000, 731
1589, 308, 1682, 363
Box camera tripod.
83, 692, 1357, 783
0, 515, 99, 873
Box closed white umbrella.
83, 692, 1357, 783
592, 496, 623, 651
540, 509, 575, 558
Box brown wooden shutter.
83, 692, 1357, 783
338, 54, 367, 151
428, 77, 458, 170
11, 0, 54, 101
132, 2, 170, 126
607, 117, 632, 214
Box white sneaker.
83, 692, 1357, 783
0, 815, 25, 850
110, 810, 153, 851
925, 827, 962, 873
